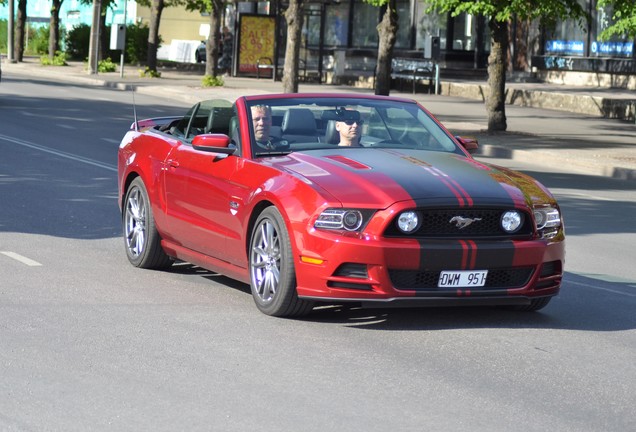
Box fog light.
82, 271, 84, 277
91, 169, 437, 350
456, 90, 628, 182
501, 210, 523, 233
397, 211, 421, 233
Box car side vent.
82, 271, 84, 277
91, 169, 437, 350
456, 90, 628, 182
333, 263, 369, 279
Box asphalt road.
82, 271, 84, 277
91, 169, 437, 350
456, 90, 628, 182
1, 75, 635, 431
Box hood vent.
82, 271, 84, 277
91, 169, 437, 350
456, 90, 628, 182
325, 155, 371, 170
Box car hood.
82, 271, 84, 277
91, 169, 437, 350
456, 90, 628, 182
270, 148, 555, 208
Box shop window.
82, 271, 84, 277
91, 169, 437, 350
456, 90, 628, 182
325, 2, 350, 47
592, 4, 634, 57
352, 1, 379, 47
544, 0, 587, 56
395, 0, 411, 48
305, 4, 321, 47
451, 13, 476, 51
415, 1, 446, 50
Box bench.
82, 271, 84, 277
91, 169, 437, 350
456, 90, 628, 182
256, 57, 275, 79
391, 58, 436, 94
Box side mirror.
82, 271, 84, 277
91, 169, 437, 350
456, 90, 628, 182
192, 134, 236, 155
455, 136, 478, 154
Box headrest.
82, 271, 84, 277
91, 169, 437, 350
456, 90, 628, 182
281, 108, 317, 135
206, 107, 233, 134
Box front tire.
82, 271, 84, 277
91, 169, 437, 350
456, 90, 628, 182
123, 177, 172, 269
249, 207, 314, 317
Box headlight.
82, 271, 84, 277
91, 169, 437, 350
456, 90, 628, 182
397, 211, 421, 234
315, 209, 370, 232
501, 210, 523, 233
534, 207, 561, 229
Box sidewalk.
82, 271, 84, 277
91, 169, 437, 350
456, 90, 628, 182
4, 58, 636, 182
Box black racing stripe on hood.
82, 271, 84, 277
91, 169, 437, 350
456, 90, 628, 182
349, 149, 521, 208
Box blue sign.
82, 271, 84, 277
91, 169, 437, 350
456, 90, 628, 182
591, 41, 634, 56
545, 40, 585, 55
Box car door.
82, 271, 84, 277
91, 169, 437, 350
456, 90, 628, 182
162, 101, 240, 260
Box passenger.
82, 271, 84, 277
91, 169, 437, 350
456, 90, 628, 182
335, 109, 363, 147
251, 105, 288, 151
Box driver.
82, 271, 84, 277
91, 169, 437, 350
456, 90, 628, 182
335, 109, 363, 147
251, 105, 289, 151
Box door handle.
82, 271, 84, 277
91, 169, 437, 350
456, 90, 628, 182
166, 159, 180, 168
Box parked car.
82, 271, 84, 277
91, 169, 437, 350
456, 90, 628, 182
117, 94, 565, 317
195, 41, 206, 63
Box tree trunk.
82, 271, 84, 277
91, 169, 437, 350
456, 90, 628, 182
49, 0, 63, 58
374, 0, 398, 96
486, 19, 508, 132
147, 0, 165, 73
205, 0, 223, 77
99, 10, 108, 61
88, 0, 102, 74
15, 0, 27, 62
282, 0, 304, 93
511, 18, 529, 71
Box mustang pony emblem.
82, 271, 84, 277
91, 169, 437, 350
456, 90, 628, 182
449, 216, 482, 229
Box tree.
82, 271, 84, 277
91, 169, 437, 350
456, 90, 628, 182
146, 0, 165, 73
48, 0, 63, 58
427, 0, 587, 132
597, 0, 636, 39
367, 0, 398, 96
135, 0, 183, 74
15, 0, 26, 61
282, 0, 304, 93
184, 0, 224, 78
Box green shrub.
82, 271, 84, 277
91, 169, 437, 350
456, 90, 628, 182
202, 74, 224, 87
139, 67, 161, 78
0, 20, 7, 51
65, 23, 91, 60
126, 23, 155, 65
31, 25, 51, 55
98, 57, 117, 72
40, 51, 68, 66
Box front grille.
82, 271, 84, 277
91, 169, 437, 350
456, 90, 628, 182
389, 267, 534, 290
384, 208, 533, 238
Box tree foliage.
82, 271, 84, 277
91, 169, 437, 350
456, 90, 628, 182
598, 0, 636, 39
426, 0, 587, 132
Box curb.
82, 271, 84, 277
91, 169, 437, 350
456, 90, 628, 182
6, 61, 636, 183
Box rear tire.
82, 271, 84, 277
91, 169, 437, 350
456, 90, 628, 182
249, 207, 314, 317
123, 177, 172, 269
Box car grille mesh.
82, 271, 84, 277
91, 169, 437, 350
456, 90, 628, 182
384, 208, 533, 238
389, 267, 534, 290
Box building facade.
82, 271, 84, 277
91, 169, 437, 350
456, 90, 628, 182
2, 0, 634, 88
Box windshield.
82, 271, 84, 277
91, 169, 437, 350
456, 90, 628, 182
245, 97, 462, 156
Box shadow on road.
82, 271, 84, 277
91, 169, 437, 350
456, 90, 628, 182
168, 262, 636, 332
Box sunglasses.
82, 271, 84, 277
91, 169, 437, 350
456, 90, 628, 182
341, 119, 363, 125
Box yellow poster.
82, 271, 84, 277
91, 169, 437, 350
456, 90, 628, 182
238, 15, 276, 75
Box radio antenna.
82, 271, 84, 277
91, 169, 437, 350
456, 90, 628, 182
132, 89, 139, 131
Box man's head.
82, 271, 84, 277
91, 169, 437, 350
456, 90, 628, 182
251, 105, 272, 142
335, 109, 362, 146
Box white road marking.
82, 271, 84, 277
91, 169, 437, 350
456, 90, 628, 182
58, 124, 75, 129
1, 251, 43, 267
568, 279, 636, 297
102, 138, 121, 144
0, 133, 116, 172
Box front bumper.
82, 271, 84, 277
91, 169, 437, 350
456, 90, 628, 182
293, 229, 565, 305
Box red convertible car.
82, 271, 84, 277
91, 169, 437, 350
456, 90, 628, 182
117, 94, 564, 317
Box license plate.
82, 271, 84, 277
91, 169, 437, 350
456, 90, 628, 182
438, 270, 488, 288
